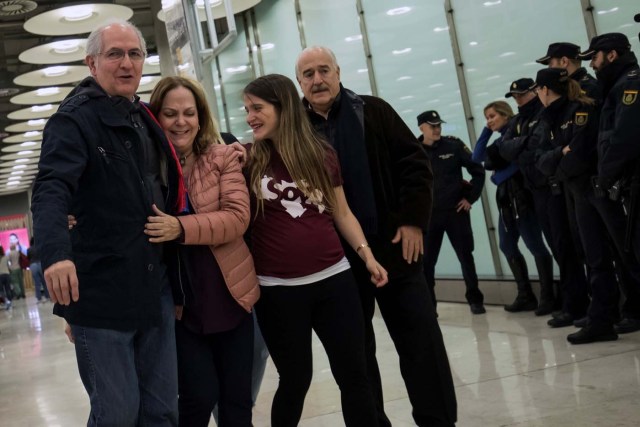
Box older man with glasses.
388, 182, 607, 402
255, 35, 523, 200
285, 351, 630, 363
31, 19, 182, 426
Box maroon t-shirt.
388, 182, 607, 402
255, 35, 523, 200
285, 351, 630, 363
250, 146, 345, 278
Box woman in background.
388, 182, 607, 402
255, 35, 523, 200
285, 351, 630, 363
472, 100, 554, 315
243, 73, 387, 427
0, 246, 12, 309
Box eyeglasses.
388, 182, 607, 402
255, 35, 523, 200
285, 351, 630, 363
99, 48, 146, 62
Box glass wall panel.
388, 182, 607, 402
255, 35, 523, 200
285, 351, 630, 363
298, 0, 371, 95
362, 0, 496, 277
252, 0, 300, 82
451, 0, 589, 277
215, 17, 255, 141
591, 0, 640, 54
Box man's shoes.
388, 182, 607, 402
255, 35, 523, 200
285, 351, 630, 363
470, 303, 486, 314
567, 325, 618, 345
614, 318, 640, 334
547, 312, 575, 328
573, 316, 588, 328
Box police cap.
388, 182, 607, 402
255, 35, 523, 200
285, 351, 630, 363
531, 68, 569, 93
417, 110, 445, 126
578, 32, 631, 60
504, 78, 534, 98
536, 42, 581, 65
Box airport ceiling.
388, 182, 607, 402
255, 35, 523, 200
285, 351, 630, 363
0, 0, 160, 197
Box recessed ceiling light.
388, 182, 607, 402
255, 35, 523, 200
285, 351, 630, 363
10, 170, 24, 175
345, 35, 362, 42
433, 26, 449, 32
387, 7, 411, 16
392, 48, 412, 55
20, 142, 37, 147
63, 5, 94, 22
469, 41, 478, 46
13, 165, 27, 169
7, 181, 20, 186
27, 119, 46, 126
15, 158, 30, 163
597, 7, 618, 15
483, 1, 502, 6
31, 104, 53, 112
486, 75, 501, 80
36, 87, 60, 96
400, 95, 414, 100
429, 83, 444, 88
432, 59, 448, 65
24, 131, 41, 137
499, 52, 515, 57
51, 40, 80, 54
17, 151, 34, 156
38, 65, 70, 77
357, 68, 368, 73
397, 76, 412, 81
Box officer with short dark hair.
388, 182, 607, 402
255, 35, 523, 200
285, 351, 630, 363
581, 32, 640, 335
418, 110, 486, 315
536, 42, 602, 103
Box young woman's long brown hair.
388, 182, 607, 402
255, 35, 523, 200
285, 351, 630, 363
244, 74, 337, 215
149, 76, 224, 155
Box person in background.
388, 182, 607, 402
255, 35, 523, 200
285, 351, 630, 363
581, 32, 640, 335
28, 237, 50, 303
418, 110, 486, 315
0, 246, 11, 310
473, 98, 555, 315
296, 46, 457, 427
536, 42, 602, 103
31, 19, 182, 426
499, 76, 589, 325
244, 73, 388, 427
532, 67, 621, 344
6, 243, 24, 300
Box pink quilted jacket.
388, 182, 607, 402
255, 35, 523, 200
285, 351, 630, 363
177, 144, 259, 312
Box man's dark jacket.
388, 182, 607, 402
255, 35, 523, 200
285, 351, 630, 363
305, 87, 433, 277
418, 135, 484, 211
31, 77, 182, 330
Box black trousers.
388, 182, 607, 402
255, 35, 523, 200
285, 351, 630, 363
532, 186, 589, 318
346, 247, 457, 427
176, 313, 254, 427
423, 209, 484, 306
585, 192, 640, 321
255, 270, 378, 427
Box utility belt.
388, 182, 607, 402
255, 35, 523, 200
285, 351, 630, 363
592, 165, 640, 252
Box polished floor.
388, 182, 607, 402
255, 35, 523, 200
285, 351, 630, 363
1, 293, 639, 427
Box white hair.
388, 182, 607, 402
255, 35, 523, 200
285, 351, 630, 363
295, 46, 339, 78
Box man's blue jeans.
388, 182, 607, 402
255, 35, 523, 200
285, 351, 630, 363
70, 290, 178, 426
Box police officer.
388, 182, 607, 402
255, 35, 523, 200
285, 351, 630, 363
536, 42, 602, 103
418, 110, 486, 314
500, 79, 589, 328
533, 67, 622, 344
495, 79, 557, 316
581, 32, 640, 335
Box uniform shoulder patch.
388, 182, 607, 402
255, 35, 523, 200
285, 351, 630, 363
574, 111, 588, 126
622, 90, 638, 105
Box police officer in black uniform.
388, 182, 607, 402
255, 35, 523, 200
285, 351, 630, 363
582, 32, 640, 335
536, 42, 602, 103
499, 77, 590, 328
533, 67, 622, 344
418, 110, 486, 314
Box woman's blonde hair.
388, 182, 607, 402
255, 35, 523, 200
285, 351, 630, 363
483, 100, 515, 119
243, 74, 337, 216
149, 76, 224, 155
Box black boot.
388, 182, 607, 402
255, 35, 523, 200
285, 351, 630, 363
505, 254, 538, 312
534, 254, 555, 316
